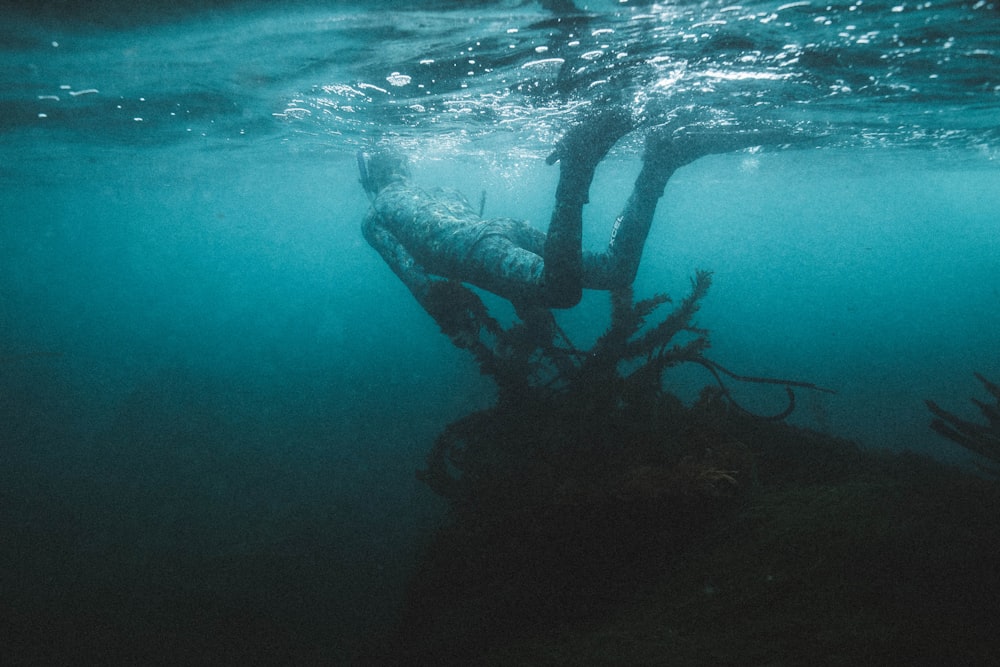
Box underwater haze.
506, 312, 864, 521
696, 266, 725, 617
2, 0, 999, 663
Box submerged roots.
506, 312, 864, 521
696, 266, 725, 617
418, 272, 834, 506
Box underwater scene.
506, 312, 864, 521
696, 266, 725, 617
2, 0, 1000, 664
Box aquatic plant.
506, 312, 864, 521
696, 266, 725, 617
926, 373, 1000, 476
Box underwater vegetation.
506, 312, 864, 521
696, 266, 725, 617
927, 373, 1000, 476
370, 277, 1000, 666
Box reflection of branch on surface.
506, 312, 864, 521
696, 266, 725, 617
927, 373, 1000, 475
538, 0, 581, 15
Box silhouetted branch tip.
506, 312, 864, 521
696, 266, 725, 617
926, 374, 1000, 475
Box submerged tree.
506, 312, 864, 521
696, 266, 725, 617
926, 373, 1000, 476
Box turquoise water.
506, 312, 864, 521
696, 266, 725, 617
2, 0, 999, 662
